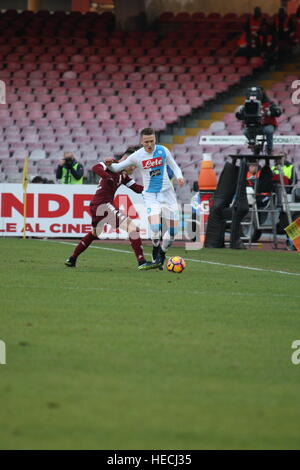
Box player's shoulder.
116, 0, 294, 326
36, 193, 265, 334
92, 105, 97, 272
133, 147, 144, 157
155, 144, 171, 155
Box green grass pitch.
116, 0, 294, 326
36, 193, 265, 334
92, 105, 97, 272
1, 238, 300, 450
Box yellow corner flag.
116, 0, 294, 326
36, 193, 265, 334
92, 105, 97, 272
285, 217, 300, 252
22, 156, 29, 239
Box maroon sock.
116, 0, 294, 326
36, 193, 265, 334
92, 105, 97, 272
129, 230, 145, 264
72, 232, 97, 259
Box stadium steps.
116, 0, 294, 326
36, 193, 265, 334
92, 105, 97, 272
161, 56, 300, 151
161, 97, 252, 148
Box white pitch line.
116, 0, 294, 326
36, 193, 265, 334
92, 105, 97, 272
46, 239, 134, 255
41, 239, 300, 277
183, 257, 300, 277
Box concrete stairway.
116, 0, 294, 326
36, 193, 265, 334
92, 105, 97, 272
160, 57, 300, 151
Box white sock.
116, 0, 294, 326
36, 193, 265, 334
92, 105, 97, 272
162, 231, 175, 253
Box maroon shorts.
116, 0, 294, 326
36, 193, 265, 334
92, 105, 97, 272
90, 202, 128, 230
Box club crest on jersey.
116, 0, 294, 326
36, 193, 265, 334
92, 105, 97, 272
142, 157, 163, 169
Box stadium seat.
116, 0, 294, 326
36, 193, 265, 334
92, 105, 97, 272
0, 10, 271, 183
30, 149, 46, 160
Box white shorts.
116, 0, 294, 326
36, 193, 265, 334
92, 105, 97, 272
142, 188, 179, 220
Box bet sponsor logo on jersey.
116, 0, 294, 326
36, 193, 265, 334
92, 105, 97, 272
142, 157, 163, 169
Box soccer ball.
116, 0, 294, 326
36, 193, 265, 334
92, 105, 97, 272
166, 256, 186, 273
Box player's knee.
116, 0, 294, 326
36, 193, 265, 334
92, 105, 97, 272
129, 228, 140, 240
128, 227, 139, 238
150, 223, 161, 234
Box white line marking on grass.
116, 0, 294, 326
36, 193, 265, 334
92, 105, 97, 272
49, 240, 133, 255
41, 239, 300, 277
183, 257, 300, 277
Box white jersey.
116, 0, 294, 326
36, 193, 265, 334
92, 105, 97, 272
109, 145, 183, 193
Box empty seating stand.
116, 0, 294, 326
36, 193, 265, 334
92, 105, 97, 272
172, 73, 300, 191
0, 9, 262, 182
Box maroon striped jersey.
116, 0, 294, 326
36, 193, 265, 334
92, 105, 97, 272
90, 162, 143, 206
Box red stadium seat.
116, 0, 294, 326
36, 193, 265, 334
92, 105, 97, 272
84, 88, 99, 97
53, 128, 68, 139
29, 70, 44, 79
22, 62, 38, 72
222, 65, 236, 74
79, 79, 94, 88
217, 57, 232, 66
135, 56, 151, 66
225, 74, 240, 85
101, 96, 119, 107
119, 55, 135, 64
112, 80, 130, 90
138, 65, 154, 75
7, 62, 22, 72
95, 71, 110, 80
17, 118, 31, 127
233, 56, 247, 66
47, 110, 62, 121
92, 110, 109, 125
45, 143, 61, 152
71, 54, 85, 63
64, 111, 78, 121
40, 63, 55, 72
67, 87, 82, 96
10, 101, 25, 110
80, 111, 94, 121
79, 71, 94, 80
121, 64, 136, 74
76, 103, 92, 113
28, 110, 44, 120
54, 95, 68, 105
238, 65, 253, 76
88, 64, 103, 73
0, 70, 12, 80
205, 65, 220, 75
31, 46, 47, 55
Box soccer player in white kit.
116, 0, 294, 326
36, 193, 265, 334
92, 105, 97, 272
105, 128, 185, 269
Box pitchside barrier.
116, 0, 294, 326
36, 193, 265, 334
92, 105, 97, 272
0, 183, 147, 238
199, 136, 300, 145
0, 184, 199, 242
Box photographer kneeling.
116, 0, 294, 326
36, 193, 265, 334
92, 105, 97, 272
56, 152, 84, 184
236, 86, 281, 155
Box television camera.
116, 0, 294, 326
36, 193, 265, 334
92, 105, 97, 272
235, 86, 281, 155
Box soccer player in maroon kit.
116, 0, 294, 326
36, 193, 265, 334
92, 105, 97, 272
65, 149, 159, 270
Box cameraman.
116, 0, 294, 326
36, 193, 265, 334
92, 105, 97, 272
56, 152, 84, 184
260, 90, 281, 155
236, 87, 281, 155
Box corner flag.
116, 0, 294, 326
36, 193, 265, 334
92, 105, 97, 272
285, 217, 300, 252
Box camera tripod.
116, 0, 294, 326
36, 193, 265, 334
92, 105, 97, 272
247, 130, 267, 156
230, 153, 292, 249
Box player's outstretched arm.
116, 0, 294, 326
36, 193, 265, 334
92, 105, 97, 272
123, 174, 144, 194
165, 148, 185, 186
128, 182, 144, 193
105, 154, 136, 173
92, 162, 113, 178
